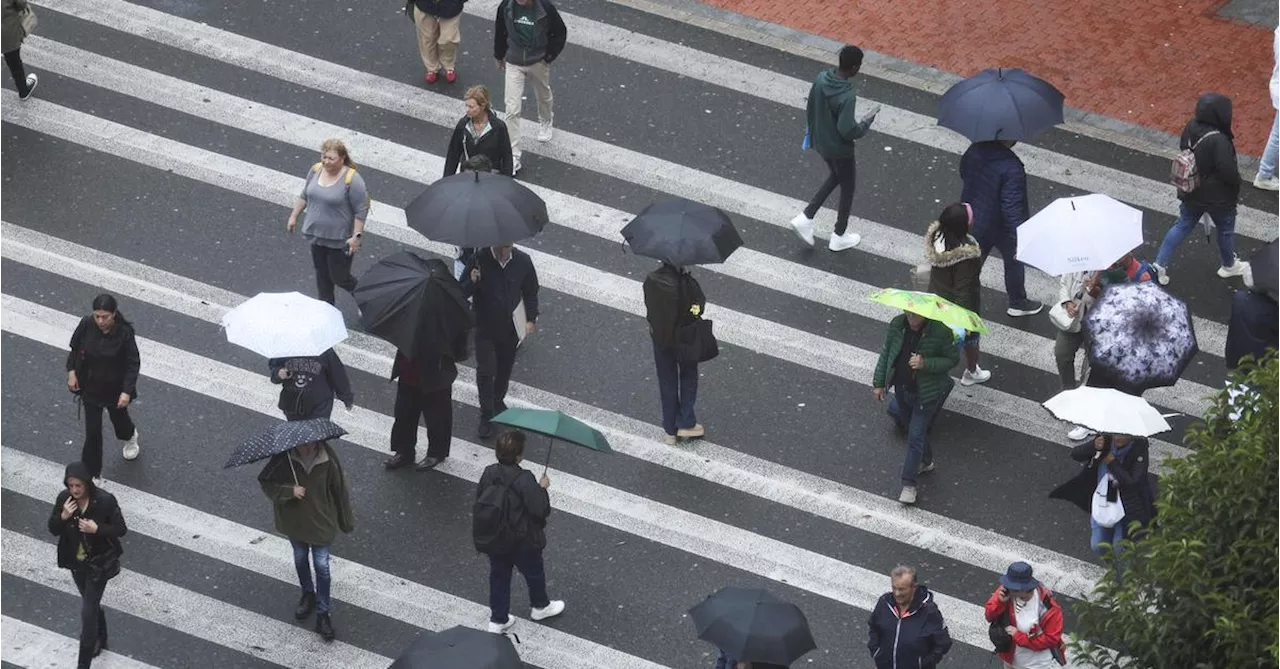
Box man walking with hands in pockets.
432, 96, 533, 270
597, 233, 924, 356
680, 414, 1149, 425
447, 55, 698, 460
494, 0, 567, 174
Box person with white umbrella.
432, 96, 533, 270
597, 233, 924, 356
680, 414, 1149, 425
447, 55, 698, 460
269, 350, 354, 421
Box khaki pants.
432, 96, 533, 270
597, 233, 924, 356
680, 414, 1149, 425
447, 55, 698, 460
414, 8, 460, 72
503, 60, 553, 159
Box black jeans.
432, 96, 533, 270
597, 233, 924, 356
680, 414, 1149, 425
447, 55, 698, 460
475, 332, 518, 422
71, 569, 109, 666
5, 49, 30, 96
389, 381, 454, 459
488, 548, 549, 623
803, 156, 856, 235
82, 399, 135, 479
309, 244, 357, 305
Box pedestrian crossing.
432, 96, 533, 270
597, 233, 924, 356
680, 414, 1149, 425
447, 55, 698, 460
2, 0, 1270, 667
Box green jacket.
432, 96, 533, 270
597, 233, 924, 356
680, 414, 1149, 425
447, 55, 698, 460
872, 315, 959, 406
806, 68, 871, 159
259, 444, 354, 546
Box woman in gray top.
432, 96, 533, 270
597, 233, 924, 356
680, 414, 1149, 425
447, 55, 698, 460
286, 139, 370, 305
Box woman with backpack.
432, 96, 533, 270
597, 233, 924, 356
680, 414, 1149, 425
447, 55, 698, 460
286, 138, 370, 306
925, 202, 989, 386
67, 294, 141, 479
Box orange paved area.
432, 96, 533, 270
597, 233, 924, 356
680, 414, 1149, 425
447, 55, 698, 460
704, 0, 1276, 155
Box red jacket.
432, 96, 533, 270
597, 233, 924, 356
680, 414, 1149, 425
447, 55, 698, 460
983, 585, 1066, 666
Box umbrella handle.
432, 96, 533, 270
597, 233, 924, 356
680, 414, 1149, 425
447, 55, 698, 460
543, 436, 554, 477
288, 456, 299, 487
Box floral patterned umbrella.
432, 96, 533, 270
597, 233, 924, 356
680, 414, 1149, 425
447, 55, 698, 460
867, 288, 988, 334
1083, 282, 1198, 395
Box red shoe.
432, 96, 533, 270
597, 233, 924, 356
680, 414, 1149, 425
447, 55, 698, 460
425, 71, 439, 84
444, 70, 457, 83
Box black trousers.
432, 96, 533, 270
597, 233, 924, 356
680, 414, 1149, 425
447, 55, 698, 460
390, 382, 454, 459
71, 569, 108, 667
310, 244, 357, 305
4, 49, 29, 96
82, 400, 135, 479
475, 332, 518, 422
803, 156, 856, 235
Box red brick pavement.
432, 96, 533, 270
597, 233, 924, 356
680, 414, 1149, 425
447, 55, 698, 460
702, 0, 1276, 155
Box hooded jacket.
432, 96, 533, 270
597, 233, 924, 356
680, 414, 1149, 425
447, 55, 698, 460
66, 315, 141, 407
643, 264, 707, 349
1179, 93, 1240, 209
475, 463, 551, 552
47, 462, 127, 571
268, 349, 354, 421
1049, 437, 1157, 528
494, 0, 567, 67
443, 110, 514, 177
925, 221, 983, 314
959, 141, 1029, 243
983, 585, 1066, 666
258, 443, 355, 546
867, 585, 953, 669
806, 68, 872, 159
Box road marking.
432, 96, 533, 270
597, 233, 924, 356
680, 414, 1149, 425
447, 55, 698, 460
1, 615, 166, 669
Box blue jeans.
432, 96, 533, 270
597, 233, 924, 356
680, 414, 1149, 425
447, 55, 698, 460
1260, 112, 1279, 179
488, 549, 550, 623
291, 541, 332, 614
976, 231, 1028, 303
1155, 202, 1237, 268
653, 341, 698, 436
888, 388, 945, 486
1090, 518, 1128, 579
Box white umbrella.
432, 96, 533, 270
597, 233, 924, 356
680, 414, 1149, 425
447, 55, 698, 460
1016, 194, 1143, 276
221, 291, 347, 358
1043, 387, 1171, 437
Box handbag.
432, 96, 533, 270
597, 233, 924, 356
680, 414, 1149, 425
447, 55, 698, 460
988, 606, 1013, 653
19, 6, 36, 36
1090, 473, 1125, 528
81, 538, 121, 581
1048, 300, 1079, 332
676, 317, 719, 363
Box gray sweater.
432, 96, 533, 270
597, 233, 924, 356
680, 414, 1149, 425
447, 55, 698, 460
299, 166, 370, 249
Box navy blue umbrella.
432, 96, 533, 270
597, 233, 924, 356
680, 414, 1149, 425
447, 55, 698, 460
224, 418, 346, 469
388, 625, 521, 669
937, 68, 1065, 142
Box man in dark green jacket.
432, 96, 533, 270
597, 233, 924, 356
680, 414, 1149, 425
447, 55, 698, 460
872, 312, 959, 505
791, 45, 879, 253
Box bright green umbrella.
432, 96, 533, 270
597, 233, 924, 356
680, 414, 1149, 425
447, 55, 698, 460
490, 408, 613, 473
867, 288, 988, 334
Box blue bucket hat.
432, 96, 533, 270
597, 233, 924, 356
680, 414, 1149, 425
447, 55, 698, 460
1000, 562, 1040, 591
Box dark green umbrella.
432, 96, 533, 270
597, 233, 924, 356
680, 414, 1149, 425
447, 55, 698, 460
490, 408, 612, 474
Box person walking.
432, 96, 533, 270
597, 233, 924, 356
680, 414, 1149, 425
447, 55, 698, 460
959, 140, 1043, 317
452, 154, 497, 281
1152, 93, 1248, 285
872, 312, 959, 505
444, 85, 514, 177
47, 461, 127, 669
1049, 433, 1156, 574
2, 0, 37, 100
493, 0, 567, 174
268, 348, 354, 421
1253, 26, 1279, 191
790, 45, 877, 252
258, 439, 355, 642
287, 139, 370, 307
867, 566, 952, 669
473, 430, 564, 633
925, 202, 989, 386
643, 262, 707, 445
407, 0, 465, 84
464, 244, 539, 438
385, 310, 471, 471
983, 562, 1067, 669
67, 294, 141, 479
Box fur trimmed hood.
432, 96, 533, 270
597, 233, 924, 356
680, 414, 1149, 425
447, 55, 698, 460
925, 221, 982, 268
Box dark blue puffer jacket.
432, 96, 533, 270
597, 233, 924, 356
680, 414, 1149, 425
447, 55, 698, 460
959, 141, 1029, 243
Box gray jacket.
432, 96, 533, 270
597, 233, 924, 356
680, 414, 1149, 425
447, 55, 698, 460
493, 0, 567, 67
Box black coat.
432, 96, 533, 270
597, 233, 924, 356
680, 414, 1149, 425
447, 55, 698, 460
268, 349, 354, 420
867, 586, 953, 669
464, 247, 540, 340
391, 350, 460, 393
443, 111, 514, 177
66, 316, 141, 406
1178, 93, 1241, 209
1049, 437, 1157, 527
1226, 289, 1278, 370
925, 221, 983, 314
475, 463, 551, 552
642, 264, 706, 349
47, 462, 127, 571
411, 0, 465, 18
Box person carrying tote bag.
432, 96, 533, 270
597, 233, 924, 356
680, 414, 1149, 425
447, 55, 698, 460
643, 262, 711, 444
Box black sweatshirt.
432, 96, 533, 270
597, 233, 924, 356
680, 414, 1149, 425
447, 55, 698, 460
268, 349, 354, 420
66, 316, 141, 406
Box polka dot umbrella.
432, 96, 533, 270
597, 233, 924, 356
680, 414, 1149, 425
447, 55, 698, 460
224, 418, 347, 471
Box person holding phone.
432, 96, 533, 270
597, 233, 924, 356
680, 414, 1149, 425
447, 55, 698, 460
983, 562, 1066, 668
287, 138, 369, 307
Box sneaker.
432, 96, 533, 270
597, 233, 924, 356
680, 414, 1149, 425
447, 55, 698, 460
916, 461, 935, 475
294, 592, 316, 620
662, 435, 677, 446
444, 69, 457, 83
487, 616, 516, 634
425, 71, 439, 84
531, 600, 565, 621
315, 613, 335, 642
898, 486, 917, 505
1254, 174, 1279, 191
19, 73, 37, 101
1217, 258, 1249, 279
676, 424, 705, 439
789, 213, 815, 246
121, 432, 140, 460
1067, 425, 1093, 441
828, 230, 861, 252
960, 366, 991, 386
512, 158, 522, 175
1151, 262, 1170, 286
1006, 299, 1043, 317
536, 121, 553, 142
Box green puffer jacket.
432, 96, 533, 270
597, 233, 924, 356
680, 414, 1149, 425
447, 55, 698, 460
872, 315, 959, 406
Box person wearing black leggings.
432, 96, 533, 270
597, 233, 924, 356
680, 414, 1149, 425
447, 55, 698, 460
2, 0, 38, 99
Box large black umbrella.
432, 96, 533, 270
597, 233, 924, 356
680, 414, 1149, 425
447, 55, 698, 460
689, 586, 816, 666
621, 199, 744, 266
1247, 239, 1278, 296
224, 418, 346, 469
353, 252, 472, 358
937, 68, 1065, 142
406, 171, 549, 247
1083, 281, 1198, 395
388, 626, 521, 669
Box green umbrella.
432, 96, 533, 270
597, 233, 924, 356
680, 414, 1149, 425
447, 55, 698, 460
867, 288, 988, 334
490, 408, 613, 474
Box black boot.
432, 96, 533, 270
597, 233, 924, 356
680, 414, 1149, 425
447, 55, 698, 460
294, 592, 316, 620
315, 613, 335, 641
77, 643, 94, 669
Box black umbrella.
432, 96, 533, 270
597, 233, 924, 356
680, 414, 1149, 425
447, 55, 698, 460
937, 68, 1065, 142
388, 626, 521, 669
353, 252, 472, 358
224, 418, 346, 469
406, 171, 549, 247
1247, 239, 1278, 296
622, 199, 744, 266
689, 586, 815, 666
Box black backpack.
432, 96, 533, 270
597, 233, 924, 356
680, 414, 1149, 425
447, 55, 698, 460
473, 471, 525, 554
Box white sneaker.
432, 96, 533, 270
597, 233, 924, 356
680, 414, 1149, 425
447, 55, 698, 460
1254, 174, 1280, 191
898, 486, 917, 505
487, 616, 516, 634
121, 432, 140, 460
1217, 258, 1249, 279
512, 158, 522, 175
1151, 263, 1170, 286
960, 366, 991, 386
1067, 425, 1093, 441
536, 121, 553, 142
827, 230, 861, 252
531, 600, 565, 621
916, 461, 935, 475
19, 73, 37, 100
789, 213, 815, 246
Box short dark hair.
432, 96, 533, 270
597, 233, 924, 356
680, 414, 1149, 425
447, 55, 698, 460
462, 155, 493, 173
838, 46, 864, 73
495, 430, 526, 465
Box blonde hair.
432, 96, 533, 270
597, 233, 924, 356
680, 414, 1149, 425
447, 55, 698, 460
320, 138, 355, 168
463, 85, 491, 113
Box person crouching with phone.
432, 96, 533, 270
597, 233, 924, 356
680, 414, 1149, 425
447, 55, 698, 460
984, 562, 1067, 668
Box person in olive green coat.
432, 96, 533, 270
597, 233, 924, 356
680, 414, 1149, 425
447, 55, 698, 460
1, 0, 37, 99
872, 312, 959, 505
258, 440, 353, 642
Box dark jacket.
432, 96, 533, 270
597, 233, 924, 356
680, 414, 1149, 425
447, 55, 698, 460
1178, 93, 1241, 209
494, 0, 567, 66
268, 349, 353, 421
392, 350, 459, 393
873, 316, 960, 406
48, 462, 127, 571
464, 247, 540, 340
1, 0, 29, 54
66, 315, 141, 406
476, 463, 551, 551
443, 111, 515, 177
410, 0, 465, 19
806, 68, 872, 159
1226, 289, 1279, 370
959, 141, 1029, 243
643, 264, 707, 349
867, 585, 953, 669
925, 221, 983, 314
259, 444, 355, 546
1049, 437, 1157, 528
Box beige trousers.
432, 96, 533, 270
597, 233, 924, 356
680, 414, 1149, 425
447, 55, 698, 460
414, 8, 461, 72
503, 60, 553, 159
